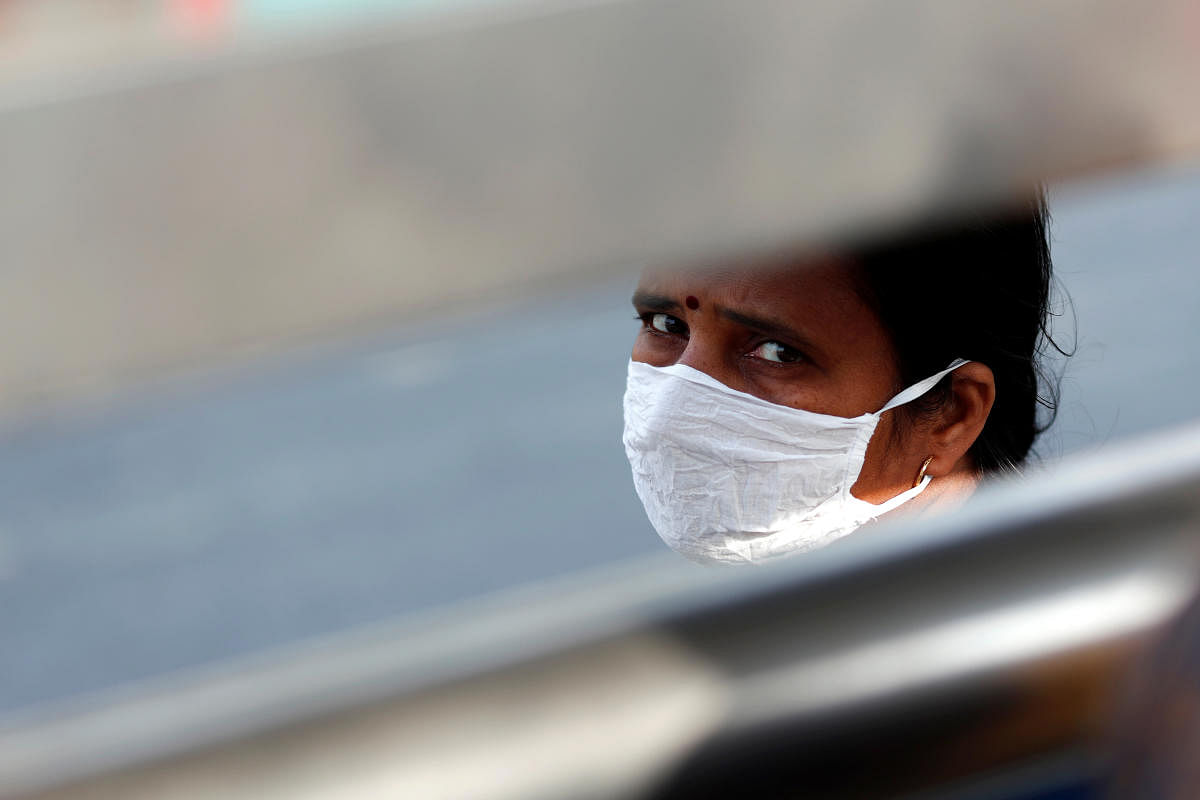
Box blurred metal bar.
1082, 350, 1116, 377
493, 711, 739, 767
3, 421, 1199, 799
2, 0, 1200, 419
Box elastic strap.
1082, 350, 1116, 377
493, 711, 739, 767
879, 359, 970, 413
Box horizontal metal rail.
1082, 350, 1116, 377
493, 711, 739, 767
1, 0, 1199, 420
3, 421, 1199, 799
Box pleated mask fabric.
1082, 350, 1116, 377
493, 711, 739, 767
622, 359, 967, 564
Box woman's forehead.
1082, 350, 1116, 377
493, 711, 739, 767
637, 257, 866, 315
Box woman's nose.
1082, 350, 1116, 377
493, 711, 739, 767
677, 333, 742, 391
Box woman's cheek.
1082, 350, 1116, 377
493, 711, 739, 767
741, 367, 829, 413
632, 332, 682, 366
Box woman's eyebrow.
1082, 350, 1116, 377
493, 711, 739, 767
719, 307, 821, 353
631, 291, 680, 311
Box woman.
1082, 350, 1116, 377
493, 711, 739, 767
622, 196, 1059, 564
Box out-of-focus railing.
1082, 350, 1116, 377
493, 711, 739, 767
2, 420, 1199, 799
1, 0, 1199, 421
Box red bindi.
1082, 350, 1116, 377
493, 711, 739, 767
685, 295, 700, 310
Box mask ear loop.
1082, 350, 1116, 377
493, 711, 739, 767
879, 358, 970, 413
913, 455, 934, 488
884, 360, 967, 491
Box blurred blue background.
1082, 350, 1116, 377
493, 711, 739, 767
0, 162, 1197, 716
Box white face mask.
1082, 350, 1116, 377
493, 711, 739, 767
622, 358, 968, 565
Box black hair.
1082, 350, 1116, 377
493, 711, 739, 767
850, 192, 1067, 475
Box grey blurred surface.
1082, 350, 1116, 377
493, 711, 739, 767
0, 277, 659, 715
1040, 163, 1200, 457
4, 0, 1200, 421
0, 163, 1198, 716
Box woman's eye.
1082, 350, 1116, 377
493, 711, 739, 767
645, 313, 687, 336
752, 341, 804, 364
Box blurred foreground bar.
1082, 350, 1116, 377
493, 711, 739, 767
1, 0, 1199, 419
2, 420, 1199, 799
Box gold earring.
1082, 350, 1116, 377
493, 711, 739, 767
913, 456, 934, 488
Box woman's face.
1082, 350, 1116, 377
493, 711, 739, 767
631, 255, 929, 504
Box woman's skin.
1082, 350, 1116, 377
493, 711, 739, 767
630, 255, 997, 515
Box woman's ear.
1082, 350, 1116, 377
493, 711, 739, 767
928, 362, 995, 476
